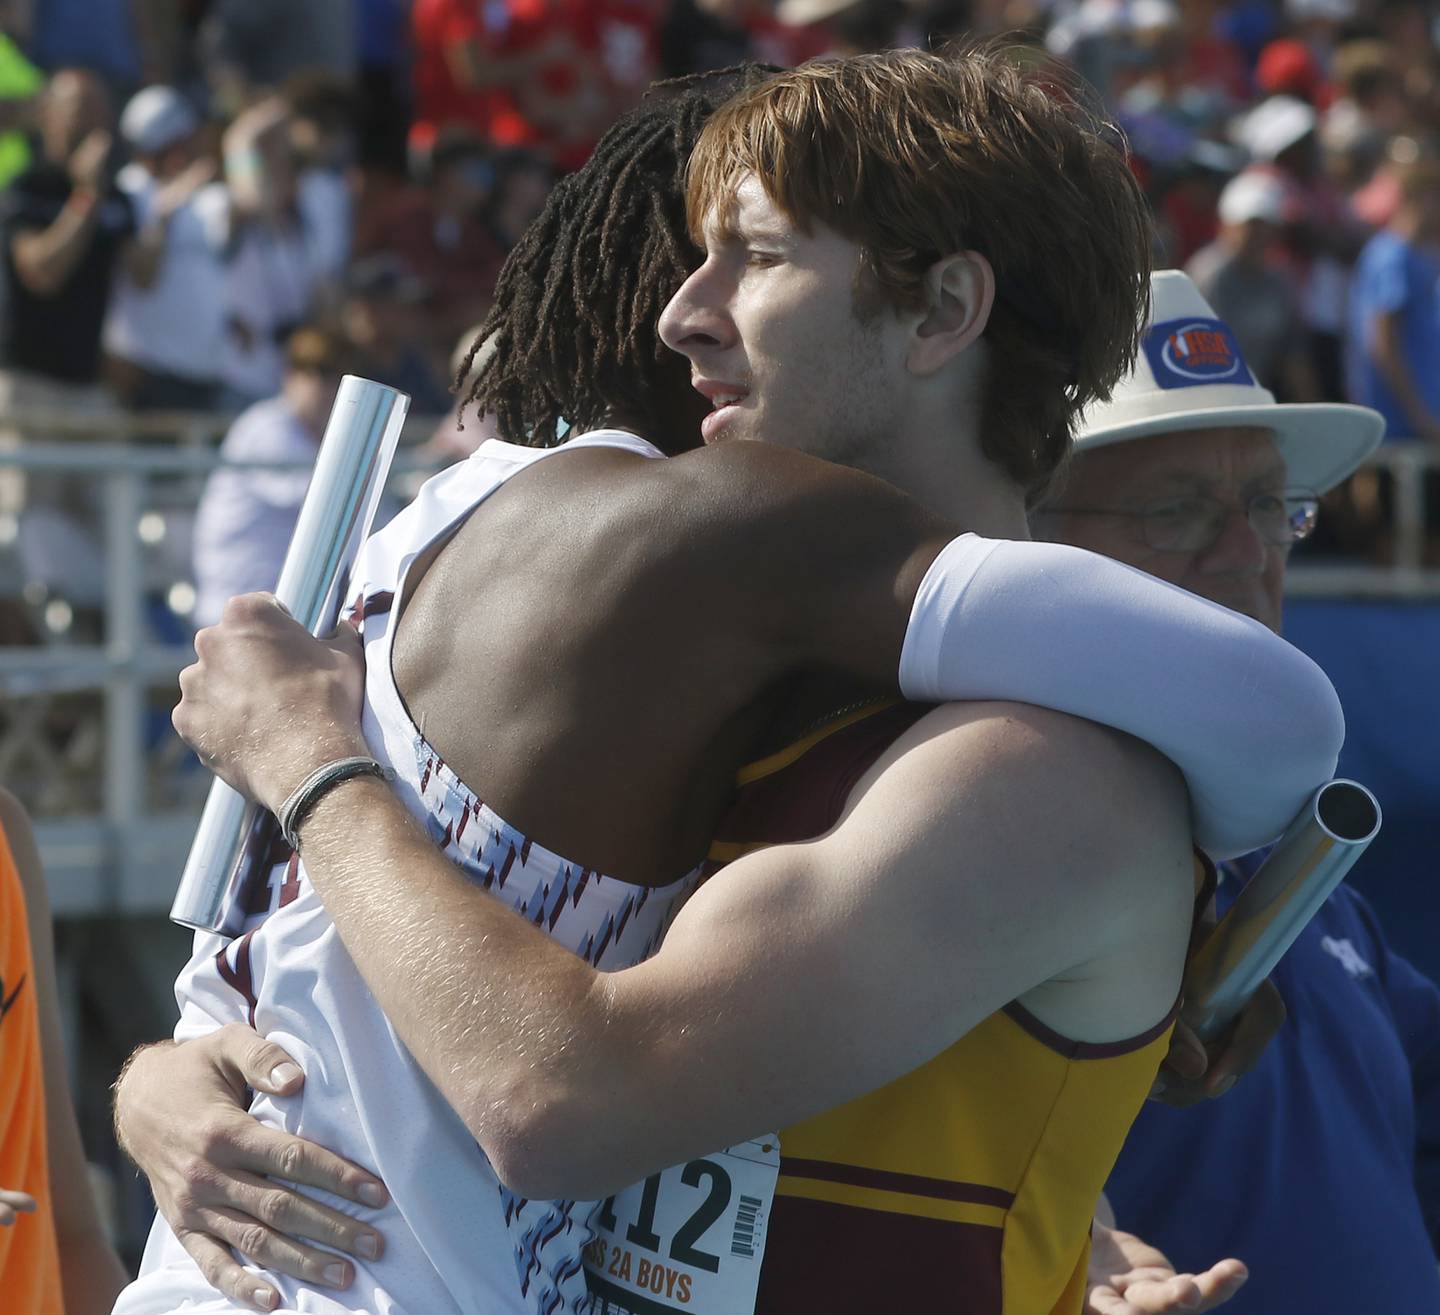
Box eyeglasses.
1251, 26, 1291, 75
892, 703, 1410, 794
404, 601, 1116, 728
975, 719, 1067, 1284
1045, 489, 1320, 553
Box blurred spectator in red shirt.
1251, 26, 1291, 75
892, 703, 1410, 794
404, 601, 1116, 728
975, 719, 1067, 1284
411, 0, 661, 169
1256, 37, 1329, 106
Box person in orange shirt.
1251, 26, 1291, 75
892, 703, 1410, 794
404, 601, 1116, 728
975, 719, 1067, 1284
0, 788, 126, 1314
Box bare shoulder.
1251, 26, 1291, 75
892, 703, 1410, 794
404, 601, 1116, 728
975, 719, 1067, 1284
879, 700, 1187, 812
852, 700, 1191, 903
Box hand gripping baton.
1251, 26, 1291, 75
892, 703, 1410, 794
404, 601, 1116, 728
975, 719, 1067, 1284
1183, 779, 1381, 1042
170, 376, 410, 934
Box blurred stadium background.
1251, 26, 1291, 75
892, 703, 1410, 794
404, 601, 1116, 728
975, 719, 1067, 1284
0, 0, 1437, 1266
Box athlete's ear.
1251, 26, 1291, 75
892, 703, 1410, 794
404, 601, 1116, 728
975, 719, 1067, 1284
906, 251, 995, 376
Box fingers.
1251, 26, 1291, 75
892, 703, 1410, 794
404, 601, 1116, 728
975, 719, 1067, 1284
1106, 1261, 1248, 1314
210, 1023, 306, 1097
221, 1117, 388, 1212
190, 1197, 369, 1291
1152, 1019, 1209, 1098
1189, 1259, 1248, 1310
1201, 982, 1285, 1097
175, 1226, 281, 1312
199, 1160, 385, 1261
0, 1189, 37, 1225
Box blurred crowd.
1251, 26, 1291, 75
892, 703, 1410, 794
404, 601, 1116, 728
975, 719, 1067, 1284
0, 0, 1436, 631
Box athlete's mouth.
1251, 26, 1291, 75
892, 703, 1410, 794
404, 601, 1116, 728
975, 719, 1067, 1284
693, 379, 749, 410
693, 380, 749, 443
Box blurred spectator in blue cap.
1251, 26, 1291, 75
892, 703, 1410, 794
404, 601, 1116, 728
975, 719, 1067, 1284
103, 84, 228, 412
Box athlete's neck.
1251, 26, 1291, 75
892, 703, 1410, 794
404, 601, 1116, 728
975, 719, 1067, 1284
860, 423, 1031, 539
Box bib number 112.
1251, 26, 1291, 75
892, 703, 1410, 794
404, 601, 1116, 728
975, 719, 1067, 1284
584, 1138, 778, 1315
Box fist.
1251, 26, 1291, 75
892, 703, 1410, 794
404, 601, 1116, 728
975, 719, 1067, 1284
174, 594, 369, 813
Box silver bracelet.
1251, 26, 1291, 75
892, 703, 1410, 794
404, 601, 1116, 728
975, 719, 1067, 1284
276, 756, 393, 851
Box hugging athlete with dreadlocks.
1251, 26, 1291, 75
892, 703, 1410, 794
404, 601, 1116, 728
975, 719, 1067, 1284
115, 54, 1321, 1315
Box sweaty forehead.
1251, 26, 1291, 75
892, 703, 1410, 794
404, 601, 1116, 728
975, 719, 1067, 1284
698, 175, 795, 244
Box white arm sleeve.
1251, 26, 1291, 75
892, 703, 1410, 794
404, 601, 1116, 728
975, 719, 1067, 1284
898, 535, 1344, 859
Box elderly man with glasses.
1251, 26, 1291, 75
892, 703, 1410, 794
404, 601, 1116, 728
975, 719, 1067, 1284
1040, 271, 1440, 1315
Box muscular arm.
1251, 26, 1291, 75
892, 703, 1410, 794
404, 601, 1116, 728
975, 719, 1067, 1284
180, 624, 1191, 1202
625, 443, 1343, 856
0, 791, 128, 1313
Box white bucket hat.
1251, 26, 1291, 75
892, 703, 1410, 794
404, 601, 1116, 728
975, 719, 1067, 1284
1074, 270, 1384, 494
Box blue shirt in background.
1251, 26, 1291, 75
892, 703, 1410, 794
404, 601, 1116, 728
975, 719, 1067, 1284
1346, 228, 1440, 439
1106, 859, 1440, 1314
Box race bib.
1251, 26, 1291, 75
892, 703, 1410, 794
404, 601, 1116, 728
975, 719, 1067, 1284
584, 1137, 779, 1314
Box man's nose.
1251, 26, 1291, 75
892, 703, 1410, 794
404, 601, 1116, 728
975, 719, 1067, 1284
658, 266, 735, 356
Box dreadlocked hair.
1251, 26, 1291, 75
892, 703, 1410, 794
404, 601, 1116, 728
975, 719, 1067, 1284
458, 65, 778, 453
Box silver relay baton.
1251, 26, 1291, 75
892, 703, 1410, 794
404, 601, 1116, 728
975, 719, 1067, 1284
171, 376, 410, 934
1184, 778, 1381, 1041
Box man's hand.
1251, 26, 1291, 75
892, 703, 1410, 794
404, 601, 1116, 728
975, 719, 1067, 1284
1088, 1220, 1247, 1314
1152, 979, 1285, 1105
174, 594, 368, 814
114, 1026, 389, 1313
152, 156, 218, 224
66, 128, 111, 195
0, 1189, 37, 1225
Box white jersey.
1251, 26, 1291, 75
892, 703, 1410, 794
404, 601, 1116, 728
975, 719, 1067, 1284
117, 430, 704, 1315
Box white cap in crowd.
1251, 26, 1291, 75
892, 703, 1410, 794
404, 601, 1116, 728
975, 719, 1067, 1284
1074, 271, 1384, 494
120, 85, 200, 156
1218, 170, 1289, 226
1238, 95, 1317, 162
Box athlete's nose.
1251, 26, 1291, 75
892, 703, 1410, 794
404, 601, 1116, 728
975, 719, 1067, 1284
658, 262, 736, 358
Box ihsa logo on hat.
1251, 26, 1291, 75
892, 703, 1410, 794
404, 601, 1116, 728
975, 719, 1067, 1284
1143, 318, 1255, 391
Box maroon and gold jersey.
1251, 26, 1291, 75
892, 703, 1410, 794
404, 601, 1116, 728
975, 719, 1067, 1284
707, 701, 1211, 1315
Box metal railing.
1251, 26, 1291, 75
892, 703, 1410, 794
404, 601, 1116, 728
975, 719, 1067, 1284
0, 416, 1434, 917
0, 414, 442, 916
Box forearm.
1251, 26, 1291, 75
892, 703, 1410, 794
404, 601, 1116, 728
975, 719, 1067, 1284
12, 193, 101, 295
294, 775, 615, 1185
899, 535, 1343, 856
